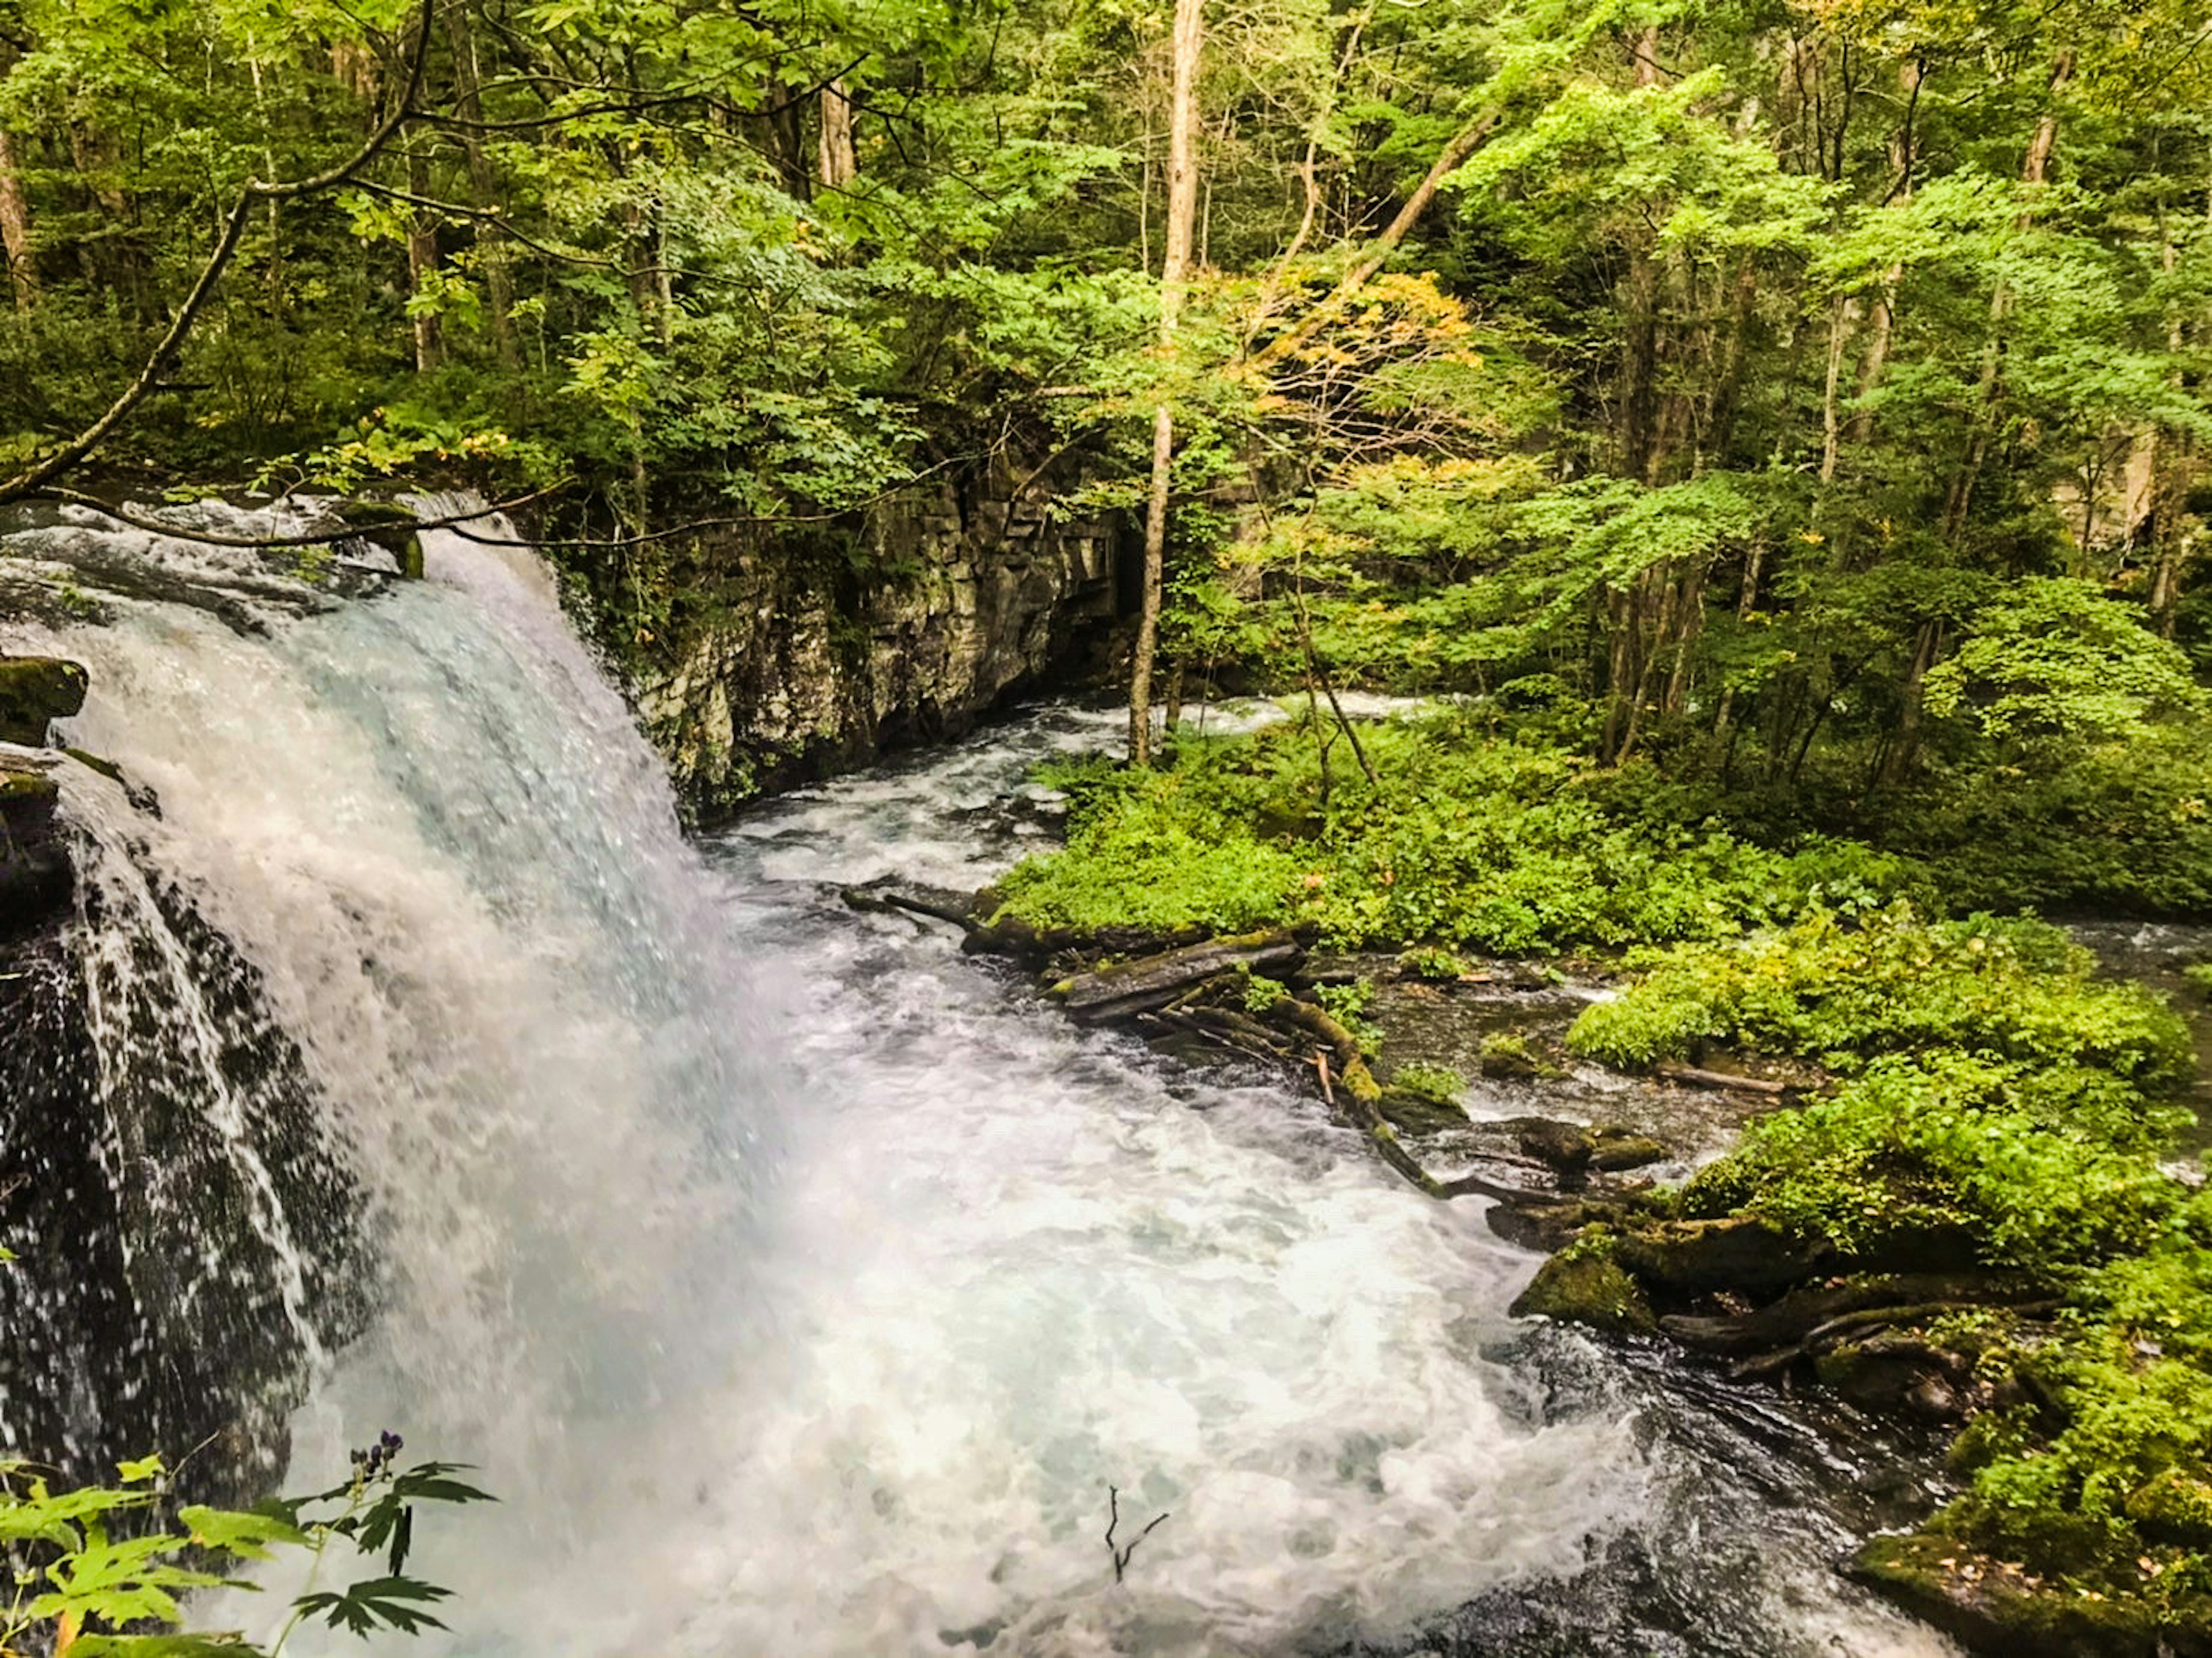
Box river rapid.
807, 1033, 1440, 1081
1, 504, 1958, 1656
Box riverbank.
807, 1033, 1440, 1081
944, 700, 2212, 1654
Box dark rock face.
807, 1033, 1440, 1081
641, 481, 1125, 819
0, 872, 366, 1508
0, 654, 88, 745
1, 757, 71, 932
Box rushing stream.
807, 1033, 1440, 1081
1, 505, 1960, 1655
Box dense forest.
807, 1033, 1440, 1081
1, 0, 2206, 837
8, 0, 2212, 1651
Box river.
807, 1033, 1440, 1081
0, 503, 1956, 1655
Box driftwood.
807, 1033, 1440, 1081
1050, 930, 1303, 1025
1656, 1063, 1792, 1095
840, 884, 979, 932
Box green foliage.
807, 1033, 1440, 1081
1387, 1061, 1467, 1106
1569, 907, 2192, 1083
0, 1444, 491, 1657
1588, 900, 2212, 1602
1401, 946, 1472, 982
997, 715, 1933, 954
1315, 979, 1382, 1051
1679, 1052, 2186, 1265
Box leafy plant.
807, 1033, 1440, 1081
0, 1437, 491, 1657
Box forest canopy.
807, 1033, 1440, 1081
0, 0, 2206, 838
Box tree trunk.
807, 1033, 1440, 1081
0, 128, 32, 310
1819, 295, 1859, 483
1248, 104, 1500, 371
1129, 0, 1205, 765
405, 138, 444, 373
818, 79, 858, 193
447, 1, 521, 372
1944, 51, 2072, 542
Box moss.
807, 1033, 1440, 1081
0, 657, 88, 746
1846, 1531, 2208, 1658
1376, 1082, 1467, 1133
2128, 1471, 2212, 1550
1479, 1031, 1564, 1080
1510, 1238, 1658, 1335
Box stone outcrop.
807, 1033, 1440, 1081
0, 654, 86, 745
639, 480, 1125, 819
1, 655, 87, 930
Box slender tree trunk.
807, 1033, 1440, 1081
1880, 620, 1941, 790
818, 79, 858, 193
2149, 208, 2195, 635
0, 128, 32, 310
1249, 104, 1500, 371
1819, 295, 1859, 483
448, 1, 521, 372
1129, 0, 1204, 765
1944, 51, 2072, 542
405, 138, 444, 373
1706, 256, 1758, 458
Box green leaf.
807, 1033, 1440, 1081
179, 1504, 310, 1560
294, 1576, 454, 1638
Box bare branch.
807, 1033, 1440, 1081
0, 0, 442, 503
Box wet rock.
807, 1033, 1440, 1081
1613, 1215, 1835, 1299
1512, 1116, 1595, 1175
1589, 1125, 1666, 1172
639, 473, 1126, 821
1478, 1032, 1562, 1080
1, 753, 70, 931
1377, 1083, 1468, 1134
1486, 1195, 1633, 1253
1510, 1247, 1657, 1337
0, 655, 87, 745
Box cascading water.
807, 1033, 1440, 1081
1, 500, 1957, 1655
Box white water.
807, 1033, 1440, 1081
3, 506, 1956, 1656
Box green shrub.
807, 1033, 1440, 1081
1569, 906, 2191, 1084
996, 716, 1931, 954
1679, 1052, 2188, 1265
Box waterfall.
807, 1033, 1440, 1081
0, 498, 1955, 1656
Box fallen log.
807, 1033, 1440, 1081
1656, 1063, 1791, 1095
1663, 1069, 1796, 1096
1049, 929, 1304, 1025
840, 884, 980, 931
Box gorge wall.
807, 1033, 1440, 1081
627, 477, 1129, 822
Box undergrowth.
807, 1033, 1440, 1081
996, 712, 1926, 952
1571, 909, 2212, 1615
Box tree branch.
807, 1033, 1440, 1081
0, 0, 441, 503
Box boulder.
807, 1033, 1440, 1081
1612, 1215, 1835, 1298
0, 656, 87, 746
1, 757, 70, 931
1510, 1247, 1657, 1336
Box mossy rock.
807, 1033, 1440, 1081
1613, 1215, 1834, 1298
1513, 1116, 1595, 1173
1376, 1083, 1467, 1134
1510, 1246, 1657, 1335
1588, 1125, 1666, 1172
0, 657, 87, 746
1846, 1532, 2209, 1658
1479, 1032, 1565, 1080
2128, 1470, 2212, 1550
